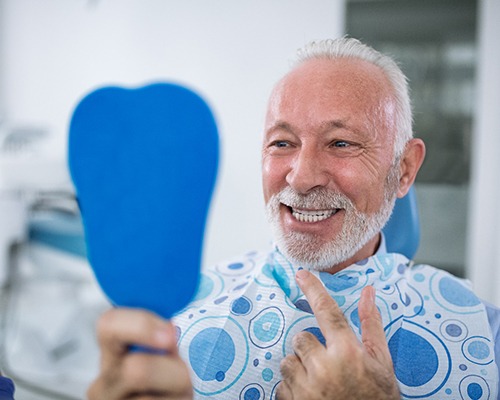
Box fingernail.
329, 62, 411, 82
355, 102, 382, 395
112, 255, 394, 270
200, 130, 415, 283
155, 328, 170, 346
296, 269, 310, 282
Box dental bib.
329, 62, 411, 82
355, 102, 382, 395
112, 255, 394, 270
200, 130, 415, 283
174, 248, 498, 399
68, 83, 218, 318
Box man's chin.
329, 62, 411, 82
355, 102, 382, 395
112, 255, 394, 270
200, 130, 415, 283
275, 233, 354, 271
279, 247, 344, 271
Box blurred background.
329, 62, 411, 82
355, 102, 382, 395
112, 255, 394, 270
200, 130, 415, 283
0, 0, 498, 398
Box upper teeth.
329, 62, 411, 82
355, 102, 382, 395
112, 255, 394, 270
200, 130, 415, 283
292, 208, 336, 223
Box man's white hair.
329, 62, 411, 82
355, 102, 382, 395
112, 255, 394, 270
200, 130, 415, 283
294, 37, 413, 159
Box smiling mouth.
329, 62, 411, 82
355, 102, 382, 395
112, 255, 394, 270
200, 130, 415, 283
285, 205, 339, 223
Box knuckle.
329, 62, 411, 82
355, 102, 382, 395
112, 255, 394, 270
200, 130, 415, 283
279, 356, 290, 372
313, 293, 333, 313
96, 309, 117, 340
292, 331, 305, 349
279, 355, 297, 377
292, 331, 315, 350
326, 308, 348, 329
173, 358, 193, 389
121, 355, 151, 390
367, 309, 384, 328
97, 308, 160, 346
294, 330, 313, 342
362, 336, 377, 352
87, 370, 119, 400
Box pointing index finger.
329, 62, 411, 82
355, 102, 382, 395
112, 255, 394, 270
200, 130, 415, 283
295, 269, 355, 345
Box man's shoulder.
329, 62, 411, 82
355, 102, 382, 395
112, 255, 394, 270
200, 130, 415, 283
484, 300, 500, 338
408, 261, 475, 289
391, 259, 492, 315
407, 260, 500, 324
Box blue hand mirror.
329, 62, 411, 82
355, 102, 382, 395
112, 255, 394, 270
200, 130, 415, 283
68, 83, 219, 319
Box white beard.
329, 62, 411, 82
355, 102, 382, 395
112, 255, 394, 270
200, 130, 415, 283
265, 169, 399, 271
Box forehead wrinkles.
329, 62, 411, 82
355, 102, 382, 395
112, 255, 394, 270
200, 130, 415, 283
267, 59, 396, 131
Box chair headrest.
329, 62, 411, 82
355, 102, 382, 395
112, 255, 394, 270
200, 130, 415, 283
382, 186, 420, 259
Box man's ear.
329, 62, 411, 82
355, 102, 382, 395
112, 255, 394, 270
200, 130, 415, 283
397, 138, 426, 198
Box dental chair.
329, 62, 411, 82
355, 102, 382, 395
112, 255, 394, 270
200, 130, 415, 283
382, 185, 420, 260
0, 198, 108, 400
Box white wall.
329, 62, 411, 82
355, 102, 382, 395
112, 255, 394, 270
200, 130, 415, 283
466, 0, 500, 305
1, 0, 345, 266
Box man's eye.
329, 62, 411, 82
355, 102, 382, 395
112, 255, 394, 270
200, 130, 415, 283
331, 140, 350, 148
272, 141, 290, 148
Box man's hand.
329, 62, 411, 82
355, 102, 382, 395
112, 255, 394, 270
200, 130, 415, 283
277, 270, 399, 400
87, 308, 193, 400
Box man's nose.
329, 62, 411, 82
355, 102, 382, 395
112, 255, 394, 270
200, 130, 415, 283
285, 149, 329, 194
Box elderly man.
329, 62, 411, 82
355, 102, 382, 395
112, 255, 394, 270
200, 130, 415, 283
88, 38, 499, 399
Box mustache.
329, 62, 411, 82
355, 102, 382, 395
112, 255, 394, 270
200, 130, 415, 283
271, 187, 354, 210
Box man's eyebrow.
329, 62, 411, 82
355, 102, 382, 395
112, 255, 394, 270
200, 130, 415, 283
267, 120, 349, 134
319, 119, 349, 131
266, 121, 294, 134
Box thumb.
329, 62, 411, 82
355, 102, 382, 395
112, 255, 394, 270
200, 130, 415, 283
358, 286, 393, 365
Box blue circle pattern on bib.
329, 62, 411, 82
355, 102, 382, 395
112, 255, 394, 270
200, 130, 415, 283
174, 250, 498, 399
